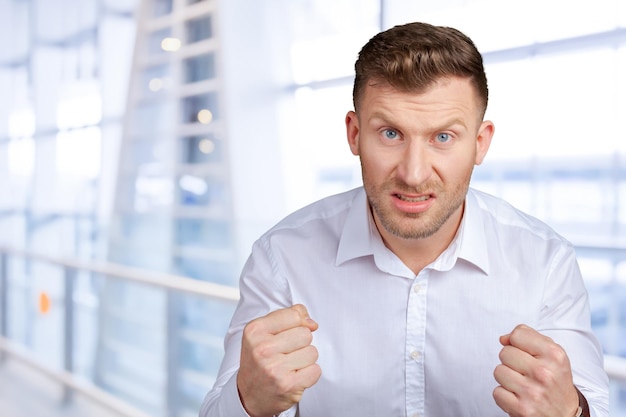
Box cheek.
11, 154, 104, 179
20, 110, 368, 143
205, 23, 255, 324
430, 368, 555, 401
434, 153, 477, 181
361, 154, 395, 179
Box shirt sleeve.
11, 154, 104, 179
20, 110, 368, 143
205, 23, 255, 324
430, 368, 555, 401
199, 236, 296, 417
536, 241, 610, 417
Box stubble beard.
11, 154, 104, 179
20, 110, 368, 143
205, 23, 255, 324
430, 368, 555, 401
365, 178, 470, 240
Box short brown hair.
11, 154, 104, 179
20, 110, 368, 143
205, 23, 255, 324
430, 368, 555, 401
353, 22, 488, 117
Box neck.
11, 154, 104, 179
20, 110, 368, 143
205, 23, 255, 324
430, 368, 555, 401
375, 208, 463, 275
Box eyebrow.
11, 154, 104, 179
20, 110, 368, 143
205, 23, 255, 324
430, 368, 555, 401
368, 112, 469, 132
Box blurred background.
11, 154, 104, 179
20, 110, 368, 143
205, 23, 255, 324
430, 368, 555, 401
0, 0, 625, 416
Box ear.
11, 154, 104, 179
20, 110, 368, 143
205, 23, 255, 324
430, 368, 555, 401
474, 120, 494, 165
345, 111, 360, 156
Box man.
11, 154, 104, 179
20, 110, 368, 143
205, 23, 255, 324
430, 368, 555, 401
200, 22, 609, 417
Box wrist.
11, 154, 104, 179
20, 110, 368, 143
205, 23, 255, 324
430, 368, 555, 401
575, 387, 590, 417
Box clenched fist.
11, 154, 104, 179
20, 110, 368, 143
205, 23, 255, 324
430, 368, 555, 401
493, 324, 581, 417
237, 304, 321, 417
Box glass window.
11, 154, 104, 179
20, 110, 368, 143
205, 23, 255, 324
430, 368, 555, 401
178, 175, 227, 207
181, 92, 219, 124
123, 138, 171, 167
180, 134, 223, 164
174, 257, 237, 286
620, 180, 626, 226
56, 127, 101, 179
186, 15, 213, 43
175, 218, 232, 249
184, 53, 216, 83
179, 339, 223, 374
146, 27, 172, 56
132, 99, 175, 135
151, 0, 172, 17
179, 297, 236, 335
142, 64, 172, 95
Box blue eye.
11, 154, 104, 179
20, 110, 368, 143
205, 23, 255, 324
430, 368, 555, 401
436, 133, 451, 143
383, 129, 399, 140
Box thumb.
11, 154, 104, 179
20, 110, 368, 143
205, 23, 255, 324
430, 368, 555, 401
292, 304, 319, 332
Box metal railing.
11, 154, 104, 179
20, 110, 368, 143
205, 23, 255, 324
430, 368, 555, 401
0, 246, 239, 417
0, 245, 625, 417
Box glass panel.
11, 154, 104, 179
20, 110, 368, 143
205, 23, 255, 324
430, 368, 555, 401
146, 27, 172, 56
178, 175, 228, 207
132, 99, 175, 135
180, 134, 223, 164
174, 256, 237, 285
142, 63, 172, 95
123, 138, 171, 167
178, 376, 214, 417
73, 270, 100, 379
181, 92, 219, 124
179, 338, 223, 373
609, 380, 626, 417
186, 15, 212, 43
179, 296, 236, 336
151, 0, 173, 17
175, 218, 232, 249
183, 53, 216, 83
288, 0, 379, 83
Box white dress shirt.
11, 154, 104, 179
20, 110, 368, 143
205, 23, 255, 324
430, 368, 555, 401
199, 187, 609, 417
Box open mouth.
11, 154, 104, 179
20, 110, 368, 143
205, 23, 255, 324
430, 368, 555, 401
395, 194, 431, 203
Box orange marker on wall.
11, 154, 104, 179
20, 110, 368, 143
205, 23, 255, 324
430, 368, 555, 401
39, 292, 51, 314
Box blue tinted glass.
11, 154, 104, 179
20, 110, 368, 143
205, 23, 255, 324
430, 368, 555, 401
175, 218, 232, 248
181, 92, 219, 123
147, 28, 171, 55
181, 134, 223, 164
152, 0, 172, 17
174, 256, 237, 285
142, 64, 171, 94
178, 176, 227, 207
184, 53, 216, 83
186, 15, 212, 43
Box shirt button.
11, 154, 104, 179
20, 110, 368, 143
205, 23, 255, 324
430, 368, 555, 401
413, 284, 421, 293
410, 350, 420, 360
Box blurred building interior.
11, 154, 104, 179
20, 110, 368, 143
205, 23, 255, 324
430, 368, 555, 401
0, 0, 626, 416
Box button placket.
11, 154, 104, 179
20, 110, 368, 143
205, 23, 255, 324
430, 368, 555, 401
405, 272, 428, 417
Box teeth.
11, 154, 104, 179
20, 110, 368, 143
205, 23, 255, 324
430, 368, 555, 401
398, 194, 429, 202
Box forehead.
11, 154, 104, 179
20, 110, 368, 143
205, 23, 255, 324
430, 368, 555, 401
359, 77, 483, 123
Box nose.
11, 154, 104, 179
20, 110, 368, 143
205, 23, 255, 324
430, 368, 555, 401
396, 140, 432, 187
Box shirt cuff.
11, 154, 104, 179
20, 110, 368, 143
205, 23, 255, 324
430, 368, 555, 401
220, 372, 253, 417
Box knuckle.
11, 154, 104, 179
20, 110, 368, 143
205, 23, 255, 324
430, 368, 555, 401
252, 340, 275, 361
265, 361, 287, 384
274, 374, 292, 392
244, 318, 264, 337
548, 343, 568, 363
509, 325, 526, 342
533, 365, 556, 386
517, 401, 536, 417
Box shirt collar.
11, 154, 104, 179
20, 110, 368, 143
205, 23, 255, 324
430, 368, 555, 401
455, 189, 490, 275
428, 188, 490, 274
335, 187, 490, 275
336, 188, 374, 266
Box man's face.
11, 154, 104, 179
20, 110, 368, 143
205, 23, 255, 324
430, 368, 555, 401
345, 77, 494, 243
